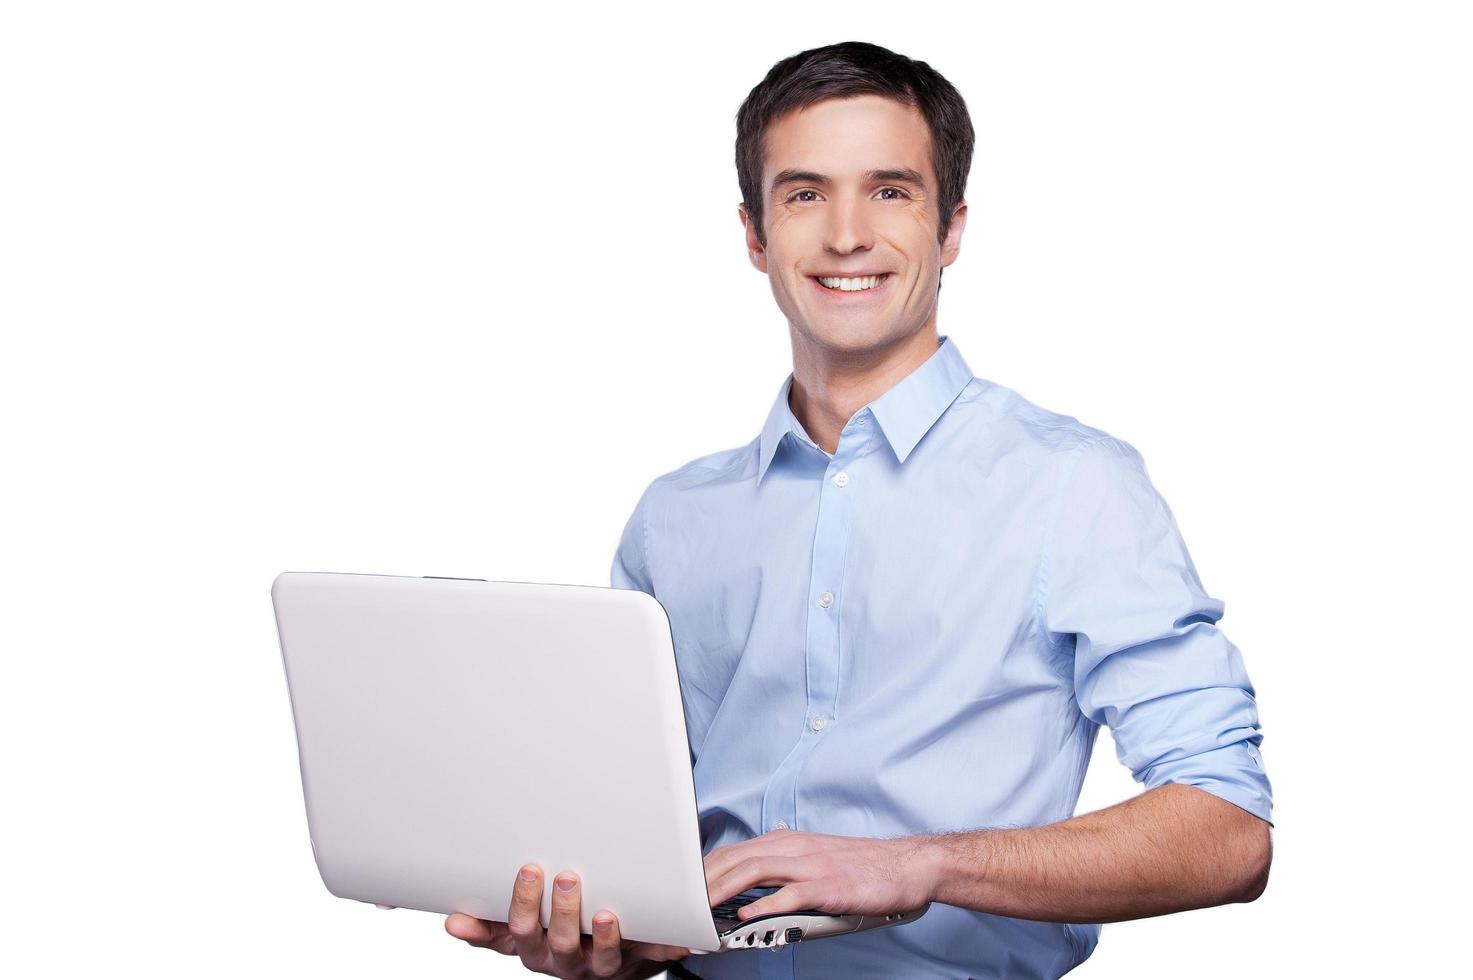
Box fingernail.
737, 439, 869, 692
520, 867, 537, 882
556, 875, 577, 891
595, 915, 614, 930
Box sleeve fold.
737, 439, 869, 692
1043, 436, 1273, 824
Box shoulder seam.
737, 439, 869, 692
652, 439, 756, 485
639, 483, 653, 593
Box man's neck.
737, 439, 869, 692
788, 324, 941, 455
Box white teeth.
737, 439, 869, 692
817, 274, 886, 292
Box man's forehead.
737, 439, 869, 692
762, 95, 935, 189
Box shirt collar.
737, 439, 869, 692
757, 334, 974, 483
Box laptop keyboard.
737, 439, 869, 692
711, 887, 827, 929
711, 887, 775, 923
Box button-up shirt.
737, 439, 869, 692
610, 335, 1272, 979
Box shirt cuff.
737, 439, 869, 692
1140, 740, 1274, 826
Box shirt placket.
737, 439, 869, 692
760, 414, 870, 839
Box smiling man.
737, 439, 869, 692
446, 41, 1273, 980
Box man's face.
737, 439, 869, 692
741, 94, 966, 358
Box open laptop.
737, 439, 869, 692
270, 571, 929, 954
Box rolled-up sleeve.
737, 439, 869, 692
1042, 435, 1273, 824
610, 484, 656, 596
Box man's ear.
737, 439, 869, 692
738, 203, 769, 274
940, 201, 967, 269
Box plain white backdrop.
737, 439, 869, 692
3, 1, 1468, 976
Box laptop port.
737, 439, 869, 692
763, 930, 775, 945
784, 927, 803, 943
745, 933, 755, 946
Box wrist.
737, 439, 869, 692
916, 829, 996, 909
909, 833, 950, 906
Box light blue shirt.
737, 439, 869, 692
610, 335, 1272, 979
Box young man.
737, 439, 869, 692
447, 41, 1273, 979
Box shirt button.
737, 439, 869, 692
833, 472, 849, 488
817, 591, 834, 609
810, 715, 827, 732
772, 820, 789, 831
856, 418, 867, 427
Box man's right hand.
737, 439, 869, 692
444, 864, 692, 979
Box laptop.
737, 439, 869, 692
270, 571, 929, 954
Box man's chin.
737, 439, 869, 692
795, 320, 912, 357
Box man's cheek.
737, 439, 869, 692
765, 207, 793, 232
899, 205, 938, 236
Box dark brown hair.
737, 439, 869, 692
735, 41, 975, 250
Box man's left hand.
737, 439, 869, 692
703, 829, 936, 920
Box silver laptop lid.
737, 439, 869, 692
271, 571, 722, 952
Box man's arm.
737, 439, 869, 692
703, 783, 1270, 925
922, 783, 1271, 922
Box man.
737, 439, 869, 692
446, 41, 1273, 979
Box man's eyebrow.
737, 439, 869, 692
769, 167, 928, 192
770, 169, 829, 191
865, 167, 927, 188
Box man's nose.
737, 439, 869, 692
823, 196, 874, 255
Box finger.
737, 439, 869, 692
587, 910, 622, 977
702, 831, 796, 893
738, 880, 824, 920
546, 871, 584, 973
444, 913, 512, 951
709, 856, 810, 907
507, 864, 549, 965
702, 836, 766, 882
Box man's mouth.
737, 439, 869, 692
812, 273, 891, 293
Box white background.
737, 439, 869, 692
3, 1, 1467, 976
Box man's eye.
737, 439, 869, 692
789, 190, 820, 203
877, 187, 909, 201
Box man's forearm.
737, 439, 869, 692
916, 783, 1272, 924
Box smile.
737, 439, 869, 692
814, 274, 890, 292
